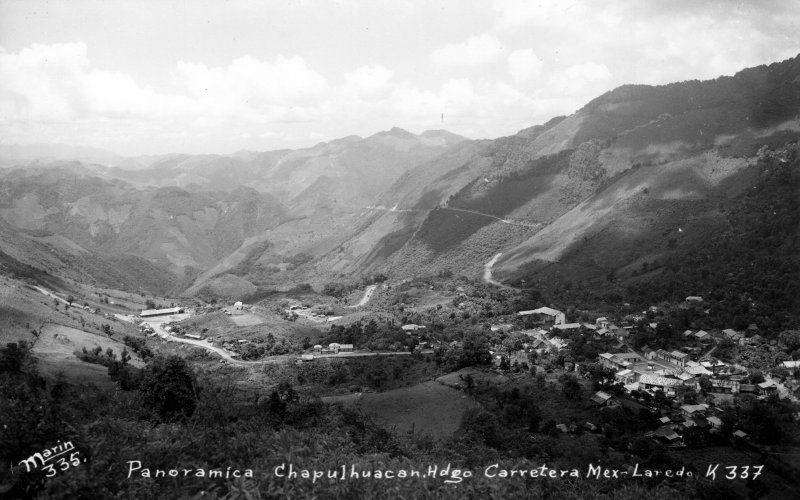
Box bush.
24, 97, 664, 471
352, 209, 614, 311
138, 355, 199, 422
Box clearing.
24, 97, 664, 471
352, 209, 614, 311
322, 379, 479, 438
32, 324, 143, 385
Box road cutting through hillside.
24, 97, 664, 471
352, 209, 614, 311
483, 253, 516, 289
365, 205, 540, 228
347, 284, 377, 308
144, 317, 413, 364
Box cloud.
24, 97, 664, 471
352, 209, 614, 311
508, 49, 543, 82
0, 42, 195, 122
430, 34, 506, 66
343, 65, 394, 99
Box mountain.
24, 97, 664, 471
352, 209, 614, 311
0, 166, 291, 295
0, 143, 124, 168
309, 55, 800, 310
1, 56, 798, 313
100, 128, 467, 210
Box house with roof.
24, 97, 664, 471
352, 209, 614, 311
599, 352, 636, 371
615, 369, 638, 384
518, 306, 566, 325
680, 404, 709, 417
401, 324, 426, 332
653, 426, 681, 443
595, 317, 609, 329
685, 296, 703, 303
638, 374, 683, 392
739, 384, 757, 395
709, 379, 740, 394
701, 360, 726, 374
590, 391, 614, 406
552, 323, 581, 332
684, 365, 713, 377
733, 430, 748, 440
780, 360, 800, 370
694, 330, 711, 341
758, 380, 778, 395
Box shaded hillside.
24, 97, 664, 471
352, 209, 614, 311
333, 55, 800, 284
0, 219, 174, 294
0, 168, 290, 283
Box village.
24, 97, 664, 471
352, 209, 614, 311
472, 300, 800, 448
122, 281, 800, 453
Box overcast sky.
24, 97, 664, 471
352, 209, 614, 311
1, 0, 799, 156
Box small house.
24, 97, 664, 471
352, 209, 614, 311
234, 301, 244, 310
591, 391, 614, 406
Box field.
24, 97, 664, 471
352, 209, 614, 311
323, 379, 480, 438
178, 310, 324, 343
31, 323, 143, 386
229, 312, 265, 327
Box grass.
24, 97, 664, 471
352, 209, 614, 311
324, 380, 480, 439
32, 323, 142, 387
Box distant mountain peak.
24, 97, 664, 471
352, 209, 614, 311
370, 127, 416, 139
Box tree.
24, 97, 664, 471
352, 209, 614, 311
145, 299, 156, 309
0, 341, 33, 373
561, 374, 582, 400
138, 355, 199, 422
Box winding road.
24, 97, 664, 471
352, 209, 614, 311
347, 284, 377, 308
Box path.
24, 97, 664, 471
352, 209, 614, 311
483, 253, 515, 289
347, 285, 377, 308
365, 205, 540, 228
34, 285, 70, 305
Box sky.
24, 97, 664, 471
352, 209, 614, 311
1, 0, 799, 156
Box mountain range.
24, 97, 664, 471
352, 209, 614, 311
1, 55, 799, 315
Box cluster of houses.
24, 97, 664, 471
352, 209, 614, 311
597, 349, 781, 398
312, 343, 354, 355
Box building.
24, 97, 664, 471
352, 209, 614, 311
694, 330, 710, 341
757, 381, 778, 395
615, 369, 638, 384
595, 317, 609, 328
599, 352, 640, 371
518, 307, 566, 325
653, 426, 680, 443
638, 374, 683, 392
140, 307, 184, 317
590, 391, 614, 406
780, 360, 800, 369
710, 379, 740, 394
680, 404, 709, 417
651, 350, 689, 367
600, 353, 630, 370
552, 323, 581, 332
234, 301, 244, 310
401, 324, 426, 332
685, 296, 703, 303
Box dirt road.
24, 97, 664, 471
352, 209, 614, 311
347, 285, 377, 308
